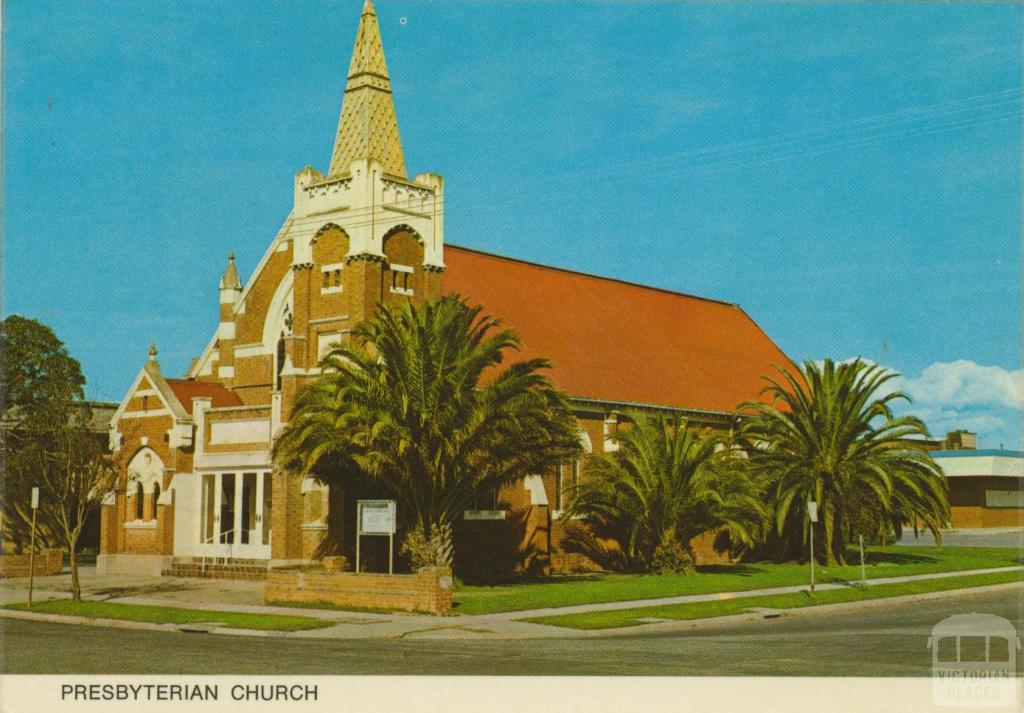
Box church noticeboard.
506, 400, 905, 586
358, 500, 396, 535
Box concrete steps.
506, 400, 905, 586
162, 557, 269, 581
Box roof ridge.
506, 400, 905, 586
446, 243, 740, 308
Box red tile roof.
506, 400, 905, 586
166, 379, 243, 411
442, 245, 796, 414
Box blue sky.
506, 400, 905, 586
4, 1, 1021, 448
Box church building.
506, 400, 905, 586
98, 0, 795, 579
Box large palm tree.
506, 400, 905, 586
561, 412, 765, 572
272, 294, 580, 564
738, 358, 948, 565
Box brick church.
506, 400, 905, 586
98, 0, 794, 579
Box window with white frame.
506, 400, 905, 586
321, 263, 343, 294
389, 264, 414, 296
555, 458, 581, 512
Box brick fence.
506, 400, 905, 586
0, 548, 64, 578
265, 566, 453, 615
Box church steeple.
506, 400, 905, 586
328, 0, 407, 178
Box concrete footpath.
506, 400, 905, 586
2, 565, 1021, 640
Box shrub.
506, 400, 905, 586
649, 531, 695, 575
401, 522, 454, 571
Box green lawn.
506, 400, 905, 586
522, 569, 1024, 630
452, 546, 1022, 615
4, 600, 333, 632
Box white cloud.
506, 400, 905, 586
815, 357, 1023, 449
898, 360, 1023, 410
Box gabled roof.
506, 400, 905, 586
165, 379, 243, 411
442, 245, 796, 414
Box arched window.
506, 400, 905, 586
275, 336, 286, 391
151, 483, 161, 520
134, 481, 144, 520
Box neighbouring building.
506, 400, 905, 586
98, 0, 797, 579
921, 432, 1024, 529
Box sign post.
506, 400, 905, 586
859, 534, 867, 587
807, 500, 818, 597
28, 487, 39, 608
355, 500, 396, 574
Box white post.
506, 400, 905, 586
28, 487, 39, 608
388, 532, 394, 575
809, 522, 815, 597
807, 500, 818, 597
355, 505, 362, 575
859, 534, 866, 586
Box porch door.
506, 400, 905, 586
235, 472, 272, 559
199, 472, 271, 559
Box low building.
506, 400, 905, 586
931, 449, 1024, 529
97, 1, 796, 579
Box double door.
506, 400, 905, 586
199, 472, 271, 558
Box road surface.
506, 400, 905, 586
2, 586, 1021, 676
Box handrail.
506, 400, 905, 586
200, 528, 236, 572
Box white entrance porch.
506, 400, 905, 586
196, 471, 272, 559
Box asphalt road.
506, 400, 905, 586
2, 587, 1021, 676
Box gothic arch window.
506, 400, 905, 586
134, 481, 144, 520
261, 271, 294, 354
151, 482, 161, 520
275, 335, 286, 391
126, 447, 164, 520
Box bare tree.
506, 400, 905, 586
20, 403, 116, 601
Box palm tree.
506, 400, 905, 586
737, 358, 948, 565
561, 412, 765, 573
272, 295, 580, 566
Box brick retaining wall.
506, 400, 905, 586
0, 548, 64, 578
265, 566, 453, 615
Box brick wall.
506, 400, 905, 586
951, 506, 1023, 528
0, 548, 63, 578
689, 530, 731, 565
271, 471, 304, 560
265, 566, 453, 614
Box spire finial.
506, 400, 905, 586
328, 0, 406, 178
220, 251, 242, 290
148, 343, 158, 361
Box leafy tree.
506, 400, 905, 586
1, 315, 114, 600
2, 315, 87, 551
273, 295, 581, 568
1, 315, 85, 412
561, 412, 766, 573
737, 358, 948, 565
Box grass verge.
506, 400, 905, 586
521, 569, 1024, 630
453, 546, 1022, 615
4, 600, 333, 632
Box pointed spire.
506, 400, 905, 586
219, 252, 241, 290
328, 0, 407, 178
147, 343, 160, 371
